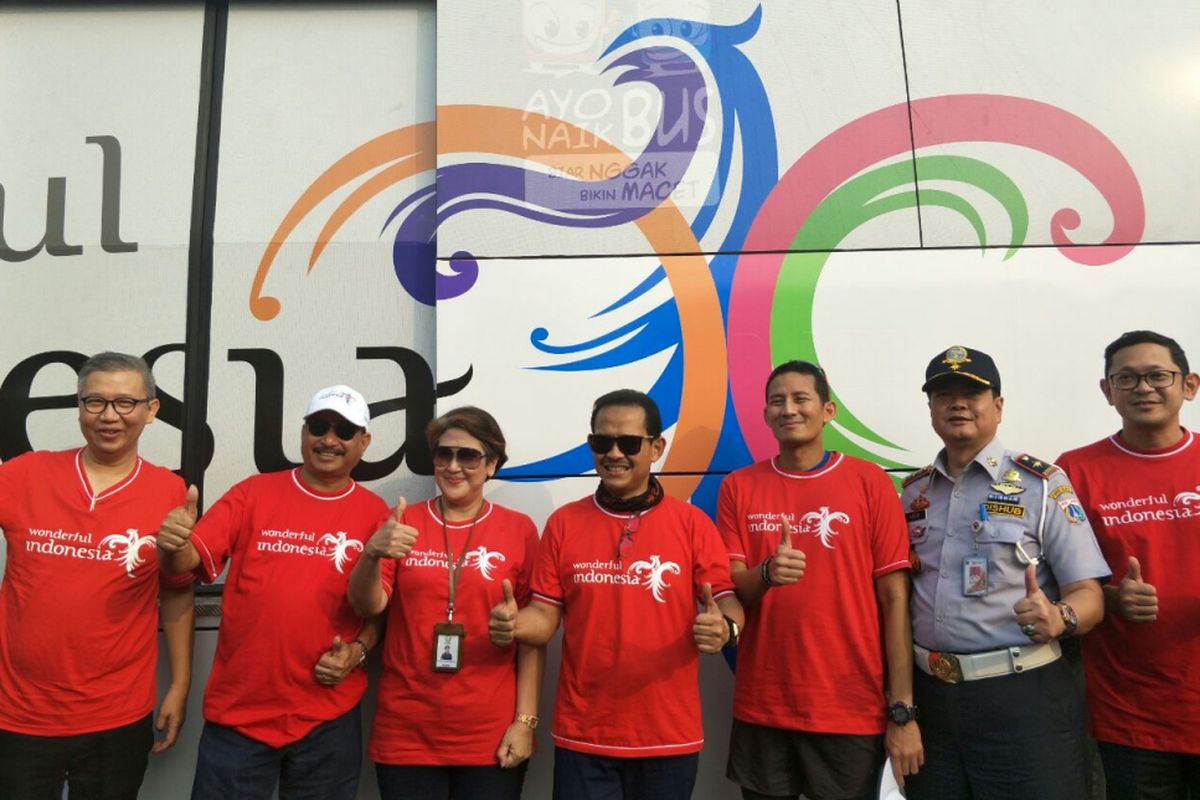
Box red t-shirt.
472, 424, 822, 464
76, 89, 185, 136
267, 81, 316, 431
190, 468, 388, 747
531, 493, 735, 758
369, 499, 539, 765
1058, 431, 1200, 754
0, 449, 191, 735
718, 454, 910, 735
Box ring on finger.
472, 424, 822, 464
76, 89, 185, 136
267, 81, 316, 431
1021, 623, 1036, 637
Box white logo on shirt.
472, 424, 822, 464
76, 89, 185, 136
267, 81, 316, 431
100, 528, 156, 577
461, 546, 506, 580
801, 506, 849, 549
1173, 486, 1200, 507
627, 555, 681, 603
319, 531, 364, 573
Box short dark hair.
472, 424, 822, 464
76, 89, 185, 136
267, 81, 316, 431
77, 351, 157, 398
765, 360, 830, 404
590, 389, 662, 438
426, 406, 509, 471
1104, 330, 1189, 375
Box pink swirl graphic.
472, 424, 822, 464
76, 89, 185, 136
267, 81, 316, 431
728, 94, 1145, 460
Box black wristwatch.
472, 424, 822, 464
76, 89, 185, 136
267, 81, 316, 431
887, 702, 919, 726
723, 615, 741, 647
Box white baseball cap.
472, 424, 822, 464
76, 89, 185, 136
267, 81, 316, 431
304, 385, 370, 430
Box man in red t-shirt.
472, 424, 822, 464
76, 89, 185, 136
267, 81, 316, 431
0, 351, 195, 800
157, 385, 389, 800
719, 360, 922, 800
1057, 330, 1200, 800
488, 389, 745, 800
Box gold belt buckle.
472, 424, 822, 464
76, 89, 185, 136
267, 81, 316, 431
929, 652, 964, 683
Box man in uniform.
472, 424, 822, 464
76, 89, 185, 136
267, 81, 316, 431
718, 360, 923, 799
901, 346, 1109, 800
1057, 330, 1200, 799
157, 385, 388, 800
488, 389, 744, 800
0, 351, 195, 799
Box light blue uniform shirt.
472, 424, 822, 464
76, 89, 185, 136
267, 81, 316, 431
902, 437, 1110, 653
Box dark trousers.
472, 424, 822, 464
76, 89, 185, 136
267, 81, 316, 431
376, 762, 528, 799
1098, 741, 1200, 800
191, 706, 361, 800
0, 714, 152, 800
553, 747, 698, 800
905, 658, 1092, 800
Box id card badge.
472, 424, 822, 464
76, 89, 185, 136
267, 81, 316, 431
963, 556, 988, 596
432, 622, 465, 673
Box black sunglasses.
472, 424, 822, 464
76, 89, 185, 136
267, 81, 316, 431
587, 434, 655, 456
305, 418, 362, 441
432, 445, 486, 470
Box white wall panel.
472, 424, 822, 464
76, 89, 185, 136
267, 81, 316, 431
209, 1, 436, 505
0, 4, 204, 466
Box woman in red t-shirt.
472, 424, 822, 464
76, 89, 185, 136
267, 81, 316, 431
348, 406, 543, 799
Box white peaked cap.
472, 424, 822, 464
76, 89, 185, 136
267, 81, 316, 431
304, 384, 370, 430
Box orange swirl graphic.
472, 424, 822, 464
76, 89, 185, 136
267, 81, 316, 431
252, 106, 724, 499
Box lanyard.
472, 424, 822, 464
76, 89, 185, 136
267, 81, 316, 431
439, 497, 484, 622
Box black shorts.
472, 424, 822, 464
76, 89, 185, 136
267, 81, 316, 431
726, 718, 884, 800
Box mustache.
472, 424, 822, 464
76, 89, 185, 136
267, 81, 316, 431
313, 445, 346, 456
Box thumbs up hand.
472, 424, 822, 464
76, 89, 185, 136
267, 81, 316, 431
1013, 563, 1059, 642
314, 634, 361, 686
693, 583, 729, 653
765, 516, 806, 586
365, 498, 419, 560
1115, 556, 1158, 623
158, 484, 200, 553
489, 579, 519, 647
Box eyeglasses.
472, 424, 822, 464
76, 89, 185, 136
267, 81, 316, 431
1108, 370, 1181, 391
587, 434, 656, 456
432, 445, 486, 470
617, 515, 641, 565
305, 418, 362, 441
79, 396, 151, 416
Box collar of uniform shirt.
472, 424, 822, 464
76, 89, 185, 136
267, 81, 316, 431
933, 437, 1006, 482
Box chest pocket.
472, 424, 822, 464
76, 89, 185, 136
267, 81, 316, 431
977, 519, 1042, 565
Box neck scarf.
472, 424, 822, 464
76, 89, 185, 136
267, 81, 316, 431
595, 474, 665, 514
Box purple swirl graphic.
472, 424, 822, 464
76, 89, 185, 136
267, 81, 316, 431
390, 45, 710, 304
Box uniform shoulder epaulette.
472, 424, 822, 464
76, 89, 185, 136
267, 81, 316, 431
1014, 453, 1059, 479
901, 465, 933, 488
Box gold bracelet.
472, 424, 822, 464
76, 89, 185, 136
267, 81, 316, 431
514, 712, 539, 729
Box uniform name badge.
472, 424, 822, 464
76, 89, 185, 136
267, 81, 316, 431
963, 556, 988, 596
433, 622, 465, 672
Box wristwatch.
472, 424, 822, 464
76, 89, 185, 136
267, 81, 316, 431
887, 702, 919, 726
514, 712, 539, 729
723, 615, 741, 647
1055, 601, 1078, 638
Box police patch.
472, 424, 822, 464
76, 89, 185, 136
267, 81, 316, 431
1059, 499, 1087, 524
984, 502, 1025, 518
1014, 454, 1059, 479
1048, 485, 1075, 501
